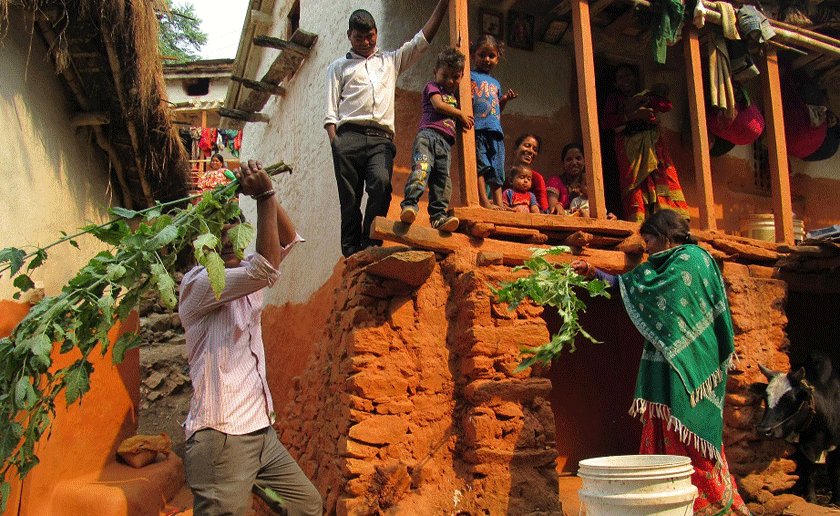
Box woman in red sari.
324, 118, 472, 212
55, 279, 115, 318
602, 64, 689, 222
572, 210, 750, 515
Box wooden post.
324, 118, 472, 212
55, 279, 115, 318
571, 0, 606, 219
683, 26, 716, 230
200, 109, 207, 175
450, 0, 479, 206
760, 47, 795, 244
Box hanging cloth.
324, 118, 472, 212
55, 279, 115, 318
651, 0, 685, 64
737, 5, 777, 43
199, 128, 217, 157
708, 32, 736, 118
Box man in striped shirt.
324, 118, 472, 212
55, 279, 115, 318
179, 160, 321, 516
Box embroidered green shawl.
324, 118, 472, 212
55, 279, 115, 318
619, 244, 734, 463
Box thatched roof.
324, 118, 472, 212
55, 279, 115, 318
1, 0, 189, 209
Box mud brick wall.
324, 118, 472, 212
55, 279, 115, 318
275, 248, 561, 516
721, 263, 800, 515
269, 247, 801, 516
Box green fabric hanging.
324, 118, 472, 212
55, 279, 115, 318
652, 0, 685, 64
619, 244, 735, 463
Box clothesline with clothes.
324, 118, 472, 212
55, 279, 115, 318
187, 126, 243, 160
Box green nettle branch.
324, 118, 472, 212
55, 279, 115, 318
491, 247, 611, 372
0, 163, 291, 510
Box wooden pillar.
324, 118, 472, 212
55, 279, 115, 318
571, 0, 606, 219
200, 109, 208, 175
760, 47, 794, 244
450, 0, 479, 206
683, 26, 716, 230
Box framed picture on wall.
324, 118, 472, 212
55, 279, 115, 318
507, 10, 534, 51
479, 9, 503, 39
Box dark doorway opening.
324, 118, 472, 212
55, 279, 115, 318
543, 293, 645, 473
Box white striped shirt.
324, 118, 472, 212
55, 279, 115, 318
179, 238, 301, 438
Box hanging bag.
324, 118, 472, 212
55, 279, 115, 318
707, 85, 765, 146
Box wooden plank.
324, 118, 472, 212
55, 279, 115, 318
250, 9, 273, 26
253, 35, 311, 57
230, 76, 286, 96
450, 0, 479, 206
683, 26, 716, 230
760, 47, 795, 244
371, 217, 640, 273
571, 0, 606, 219
710, 239, 780, 262
452, 207, 638, 235
692, 229, 781, 251
219, 108, 270, 123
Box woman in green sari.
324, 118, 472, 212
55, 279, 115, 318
572, 210, 750, 515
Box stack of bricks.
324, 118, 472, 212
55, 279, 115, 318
274, 247, 562, 516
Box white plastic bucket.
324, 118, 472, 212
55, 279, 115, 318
577, 455, 697, 516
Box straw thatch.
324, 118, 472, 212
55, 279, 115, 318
0, 0, 188, 207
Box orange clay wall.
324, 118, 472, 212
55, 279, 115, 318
1, 300, 140, 516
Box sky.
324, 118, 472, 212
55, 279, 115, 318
187, 0, 250, 60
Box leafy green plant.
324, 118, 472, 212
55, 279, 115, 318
0, 163, 291, 510
491, 246, 611, 372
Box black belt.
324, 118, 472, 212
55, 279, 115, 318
338, 123, 392, 140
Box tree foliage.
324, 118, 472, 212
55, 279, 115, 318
0, 163, 291, 511
158, 1, 208, 63
491, 247, 611, 372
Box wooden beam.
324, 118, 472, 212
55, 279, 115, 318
571, 0, 607, 219
450, 0, 479, 206
760, 47, 795, 244
36, 20, 133, 209
250, 9, 274, 26
452, 207, 637, 235
101, 29, 154, 206
230, 76, 286, 96
683, 25, 715, 230
252, 35, 311, 57
219, 108, 270, 123
371, 217, 641, 273
70, 112, 110, 127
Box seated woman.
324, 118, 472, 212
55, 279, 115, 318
547, 143, 616, 218
508, 134, 549, 212
546, 143, 583, 215
197, 153, 232, 193
601, 64, 689, 222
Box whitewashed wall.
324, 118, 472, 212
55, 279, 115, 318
0, 16, 112, 299
165, 78, 230, 107
237, 0, 572, 305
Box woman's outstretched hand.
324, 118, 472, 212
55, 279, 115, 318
570, 259, 591, 277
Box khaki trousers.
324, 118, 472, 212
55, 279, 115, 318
185, 427, 322, 516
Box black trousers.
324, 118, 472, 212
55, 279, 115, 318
330, 130, 396, 257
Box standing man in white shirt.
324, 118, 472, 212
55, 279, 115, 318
179, 160, 322, 516
325, 1, 451, 257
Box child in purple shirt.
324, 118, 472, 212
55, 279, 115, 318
400, 48, 473, 232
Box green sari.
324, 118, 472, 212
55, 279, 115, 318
619, 244, 734, 464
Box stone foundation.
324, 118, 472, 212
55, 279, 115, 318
273, 247, 808, 516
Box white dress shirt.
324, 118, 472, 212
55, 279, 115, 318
179, 236, 302, 438
324, 30, 430, 136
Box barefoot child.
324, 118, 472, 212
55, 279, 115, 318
470, 35, 518, 209
400, 49, 473, 232
503, 165, 540, 213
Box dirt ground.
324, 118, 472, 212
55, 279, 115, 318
137, 340, 191, 458
136, 290, 191, 459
